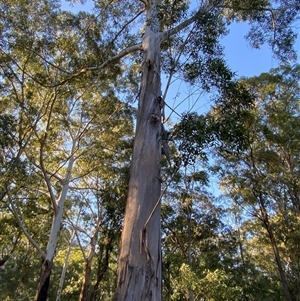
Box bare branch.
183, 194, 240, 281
7, 191, 46, 258
110, 9, 145, 45
159, 13, 199, 43
37, 95, 58, 214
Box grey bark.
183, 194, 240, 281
113, 1, 163, 300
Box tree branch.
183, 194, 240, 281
7, 190, 46, 258
160, 3, 277, 43
47, 43, 143, 88
38, 95, 58, 214
159, 13, 199, 43
110, 9, 145, 45
76, 43, 143, 74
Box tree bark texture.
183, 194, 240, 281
35, 259, 52, 301
114, 1, 163, 300
79, 257, 93, 301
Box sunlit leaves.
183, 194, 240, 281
215, 65, 300, 300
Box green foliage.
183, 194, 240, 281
1, 0, 299, 300
173, 113, 211, 166
159, 0, 189, 29
222, 0, 300, 61
215, 65, 300, 300
172, 80, 255, 166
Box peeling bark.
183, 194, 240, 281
114, 1, 163, 300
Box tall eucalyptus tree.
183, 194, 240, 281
1, 0, 299, 300
111, 1, 299, 299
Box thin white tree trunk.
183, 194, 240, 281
35, 141, 76, 301
56, 231, 75, 301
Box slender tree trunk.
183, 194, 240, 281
79, 235, 97, 301
187, 213, 194, 301
56, 232, 75, 301
114, 1, 163, 300
35, 154, 75, 301
90, 241, 111, 301
79, 255, 94, 301
258, 196, 292, 301
250, 150, 292, 301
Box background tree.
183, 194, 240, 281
0, 1, 135, 300
215, 65, 300, 301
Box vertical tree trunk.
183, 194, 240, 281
79, 234, 97, 301
90, 241, 112, 301
114, 1, 163, 300
35, 259, 52, 301
258, 193, 292, 301
56, 232, 75, 301
187, 213, 194, 301
35, 154, 75, 301
79, 255, 94, 301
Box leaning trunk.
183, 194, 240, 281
114, 1, 162, 300
79, 233, 98, 301
55, 233, 74, 301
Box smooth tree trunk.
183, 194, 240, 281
114, 1, 163, 300
35, 153, 75, 301
79, 234, 97, 301
56, 231, 75, 301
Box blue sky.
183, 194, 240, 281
60, 1, 299, 197
221, 22, 278, 77
61, 0, 299, 116
62, 1, 299, 78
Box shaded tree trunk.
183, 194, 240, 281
113, 1, 163, 300
256, 191, 292, 301
90, 240, 112, 301
79, 255, 94, 301
36, 259, 52, 301
79, 234, 97, 301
